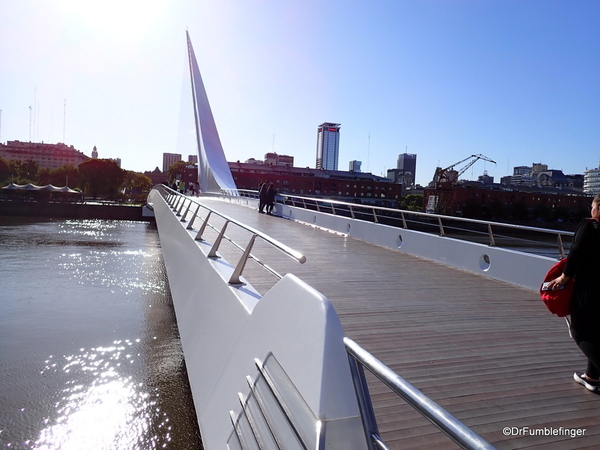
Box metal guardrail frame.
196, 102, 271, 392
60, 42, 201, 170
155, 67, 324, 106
344, 337, 497, 450
229, 189, 575, 259
157, 186, 306, 285
157, 186, 498, 448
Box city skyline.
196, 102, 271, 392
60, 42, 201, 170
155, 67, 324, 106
0, 1, 598, 186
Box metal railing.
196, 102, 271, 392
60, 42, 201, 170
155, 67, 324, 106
344, 338, 496, 450
224, 190, 575, 259
157, 186, 305, 285
157, 186, 497, 448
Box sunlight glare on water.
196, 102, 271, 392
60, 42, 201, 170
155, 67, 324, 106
35, 340, 171, 450
0, 218, 202, 449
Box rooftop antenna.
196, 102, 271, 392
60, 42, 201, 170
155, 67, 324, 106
63, 99, 66, 143
367, 132, 370, 171
29, 105, 32, 141
33, 86, 37, 142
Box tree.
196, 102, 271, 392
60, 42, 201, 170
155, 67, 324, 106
78, 159, 125, 199
37, 168, 52, 185
123, 171, 153, 194
0, 157, 10, 184
167, 160, 189, 184
19, 158, 39, 182
50, 164, 79, 187
8, 158, 39, 183
403, 194, 423, 211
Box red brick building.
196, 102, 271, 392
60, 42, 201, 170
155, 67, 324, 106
183, 162, 403, 207
425, 183, 592, 218
229, 162, 402, 207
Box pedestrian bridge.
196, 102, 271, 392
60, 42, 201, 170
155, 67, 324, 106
150, 186, 600, 449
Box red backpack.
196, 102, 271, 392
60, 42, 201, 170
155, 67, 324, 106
540, 258, 573, 317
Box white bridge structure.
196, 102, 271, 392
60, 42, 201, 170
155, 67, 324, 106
148, 184, 597, 449
147, 33, 599, 449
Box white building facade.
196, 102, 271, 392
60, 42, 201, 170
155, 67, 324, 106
584, 161, 600, 195
316, 122, 340, 170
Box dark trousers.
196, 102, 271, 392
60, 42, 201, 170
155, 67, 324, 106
577, 341, 600, 379
570, 289, 600, 379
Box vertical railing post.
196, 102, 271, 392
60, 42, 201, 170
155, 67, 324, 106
401, 211, 407, 229
228, 234, 258, 285
558, 233, 565, 259
347, 354, 378, 450
177, 197, 187, 216
187, 204, 201, 230
172, 195, 181, 212
488, 223, 496, 246
195, 210, 212, 241
208, 220, 230, 258
438, 217, 446, 236
350, 205, 356, 219
372, 208, 379, 224
181, 201, 192, 222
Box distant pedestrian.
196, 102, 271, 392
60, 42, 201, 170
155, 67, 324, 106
258, 180, 269, 213
266, 183, 277, 215
178, 180, 185, 194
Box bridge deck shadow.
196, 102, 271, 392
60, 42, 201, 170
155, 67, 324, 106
191, 198, 600, 449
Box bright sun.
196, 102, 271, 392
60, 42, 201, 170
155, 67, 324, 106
56, 0, 168, 42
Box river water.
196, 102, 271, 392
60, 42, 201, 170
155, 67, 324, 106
0, 217, 202, 449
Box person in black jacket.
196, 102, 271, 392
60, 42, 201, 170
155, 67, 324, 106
258, 180, 268, 213
266, 183, 277, 215
548, 194, 600, 393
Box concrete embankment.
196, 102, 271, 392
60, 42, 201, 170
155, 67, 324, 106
0, 200, 154, 221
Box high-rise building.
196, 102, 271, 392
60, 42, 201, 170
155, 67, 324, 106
316, 122, 340, 170
163, 152, 182, 172
349, 160, 362, 172
396, 153, 417, 187
584, 160, 600, 195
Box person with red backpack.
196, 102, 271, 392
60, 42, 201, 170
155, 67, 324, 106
547, 194, 600, 393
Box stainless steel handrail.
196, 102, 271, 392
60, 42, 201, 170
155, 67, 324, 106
223, 190, 574, 259
157, 186, 306, 285
344, 337, 496, 450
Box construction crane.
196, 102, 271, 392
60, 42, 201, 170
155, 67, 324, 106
427, 154, 496, 214
434, 154, 496, 188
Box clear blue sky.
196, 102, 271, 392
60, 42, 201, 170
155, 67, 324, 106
1, 0, 598, 186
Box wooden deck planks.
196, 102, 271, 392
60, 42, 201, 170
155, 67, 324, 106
184, 199, 600, 449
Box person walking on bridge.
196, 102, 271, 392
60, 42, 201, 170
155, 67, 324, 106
258, 180, 269, 214
548, 194, 600, 393
266, 183, 277, 215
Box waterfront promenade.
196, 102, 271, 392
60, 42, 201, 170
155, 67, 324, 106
193, 197, 599, 449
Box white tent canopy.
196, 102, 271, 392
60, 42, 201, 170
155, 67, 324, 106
2, 183, 79, 194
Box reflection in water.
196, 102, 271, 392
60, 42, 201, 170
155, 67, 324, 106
0, 218, 202, 449
36, 341, 170, 450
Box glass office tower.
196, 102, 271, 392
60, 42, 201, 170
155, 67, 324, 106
316, 122, 340, 170
397, 153, 417, 187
